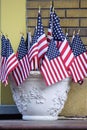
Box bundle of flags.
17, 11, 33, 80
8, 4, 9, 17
0, 7, 87, 87
0, 35, 18, 86
28, 8, 48, 70
12, 36, 30, 86
41, 6, 87, 86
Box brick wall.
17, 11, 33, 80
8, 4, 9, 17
26, 0, 87, 45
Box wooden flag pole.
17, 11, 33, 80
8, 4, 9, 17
52, 0, 54, 9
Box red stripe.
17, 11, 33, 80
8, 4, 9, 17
41, 61, 51, 86
45, 57, 55, 84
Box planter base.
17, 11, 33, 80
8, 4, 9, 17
22, 115, 58, 120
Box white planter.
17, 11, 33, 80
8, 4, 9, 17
10, 71, 70, 120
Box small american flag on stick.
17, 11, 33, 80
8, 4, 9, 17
12, 36, 30, 86
69, 34, 87, 83
28, 26, 38, 70
36, 9, 48, 64
41, 39, 70, 86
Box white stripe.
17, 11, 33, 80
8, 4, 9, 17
77, 56, 86, 76
80, 53, 87, 68
23, 57, 28, 78
48, 28, 52, 33
51, 59, 61, 81
6, 53, 16, 67
38, 34, 46, 42
31, 60, 34, 70
29, 52, 38, 61
73, 60, 80, 81
16, 67, 23, 85
75, 58, 84, 79
58, 57, 69, 77
50, 60, 58, 82
13, 69, 21, 85
44, 56, 54, 84
6, 60, 18, 74
19, 61, 25, 81
38, 40, 47, 50
69, 65, 77, 82
54, 58, 64, 79
65, 53, 74, 67
35, 56, 38, 69
59, 38, 66, 52
62, 45, 70, 60
38, 47, 48, 58
47, 35, 52, 40
41, 64, 51, 86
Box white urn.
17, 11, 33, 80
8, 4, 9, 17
10, 71, 70, 120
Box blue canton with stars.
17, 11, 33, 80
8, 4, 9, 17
6, 38, 14, 60
30, 26, 37, 48
49, 8, 60, 31
46, 39, 60, 60
17, 36, 28, 60
71, 34, 87, 57
1, 35, 7, 57
52, 11, 65, 42
37, 12, 45, 39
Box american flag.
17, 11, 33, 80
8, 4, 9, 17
12, 36, 30, 86
1, 35, 7, 83
1, 36, 18, 86
69, 34, 87, 83
41, 39, 70, 86
28, 26, 38, 70
52, 11, 74, 70
37, 9, 48, 63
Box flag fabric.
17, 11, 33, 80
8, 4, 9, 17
69, 34, 87, 83
41, 39, 70, 86
1, 35, 18, 85
28, 26, 38, 70
36, 10, 48, 62
0, 35, 7, 83
52, 11, 74, 70
12, 36, 30, 86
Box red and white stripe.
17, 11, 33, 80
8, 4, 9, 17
1, 53, 18, 85
12, 54, 30, 86
47, 28, 52, 43
41, 55, 70, 86
0, 57, 6, 83
28, 41, 38, 70
28, 42, 38, 62
30, 55, 38, 70
59, 38, 74, 69
69, 52, 87, 83
37, 34, 48, 60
